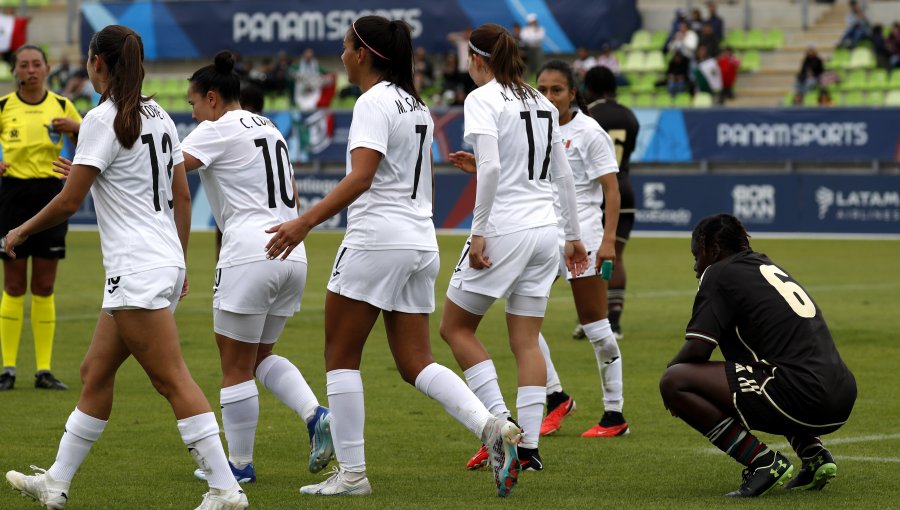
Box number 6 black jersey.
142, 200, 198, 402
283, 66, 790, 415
182, 110, 305, 268
72, 99, 184, 278
685, 250, 855, 419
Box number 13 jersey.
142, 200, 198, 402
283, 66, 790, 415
463, 79, 561, 237
72, 99, 185, 278
343, 81, 437, 252
182, 110, 306, 268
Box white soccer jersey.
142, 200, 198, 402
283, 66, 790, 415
463, 79, 560, 237
73, 99, 185, 277
554, 111, 619, 210
182, 110, 306, 268
343, 81, 437, 251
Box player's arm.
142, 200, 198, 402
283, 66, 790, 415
182, 152, 204, 172
597, 172, 619, 268
171, 162, 191, 298
265, 147, 380, 260
550, 141, 589, 277
667, 337, 716, 367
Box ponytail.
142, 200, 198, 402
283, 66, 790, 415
89, 25, 145, 149
189, 50, 241, 104
537, 60, 588, 114
350, 16, 424, 106
469, 23, 536, 102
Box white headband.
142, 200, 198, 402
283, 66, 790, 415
468, 40, 491, 58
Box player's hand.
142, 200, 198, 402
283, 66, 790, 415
51, 117, 80, 134
468, 235, 492, 270
1, 227, 28, 259
449, 151, 476, 174
52, 157, 73, 180
180, 274, 190, 300
0, 161, 9, 176
265, 217, 311, 260
595, 238, 616, 271
564, 240, 589, 277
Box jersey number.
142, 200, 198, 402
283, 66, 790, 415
254, 138, 296, 209
607, 129, 627, 167
519, 110, 552, 180
411, 124, 428, 199
759, 265, 816, 318
141, 133, 173, 212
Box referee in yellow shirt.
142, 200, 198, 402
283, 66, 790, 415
0, 45, 82, 391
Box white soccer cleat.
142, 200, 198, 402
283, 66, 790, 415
6, 466, 70, 510
194, 484, 248, 510
299, 466, 372, 496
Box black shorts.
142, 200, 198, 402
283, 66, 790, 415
0, 177, 67, 259
725, 361, 855, 437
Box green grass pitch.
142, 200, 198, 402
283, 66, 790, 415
1, 231, 898, 509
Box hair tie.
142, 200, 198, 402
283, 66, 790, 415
468, 40, 491, 58
352, 21, 391, 61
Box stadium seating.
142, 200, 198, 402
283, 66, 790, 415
826, 48, 850, 70
654, 93, 674, 108
740, 51, 761, 72
634, 93, 655, 108
865, 69, 888, 91
673, 92, 692, 108
627, 30, 653, 51
841, 69, 867, 91
621, 51, 646, 73
0, 61, 11, 82
889, 72, 900, 90
885, 90, 900, 106
842, 90, 865, 106
864, 91, 884, 107
693, 92, 714, 108
643, 51, 666, 73
847, 47, 875, 70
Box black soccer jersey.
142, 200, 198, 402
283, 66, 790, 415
685, 250, 855, 421
589, 99, 638, 210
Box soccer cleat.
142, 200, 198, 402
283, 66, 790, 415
6, 466, 70, 510
307, 406, 335, 473
34, 371, 68, 390
466, 444, 489, 470
726, 451, 794, 497
571, 324, 587, 340
784, 449, 837, 491
540, 397, 576, 436
581, 411, 630, 437
610, 323, 624, 341
0, 370, 14, 391
299, 466, 372, 496
518, 447, 543, 471
483, 416, 522, 497
193, 461, 256, 484
194, 484, 248, 510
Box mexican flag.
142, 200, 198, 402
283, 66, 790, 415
693, 58, 723, 94
0, 14, 28, 53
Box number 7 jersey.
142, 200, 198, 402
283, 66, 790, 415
72, 99, 185, 278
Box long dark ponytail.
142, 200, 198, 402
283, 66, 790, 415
469, 23, 536, 101
89, 25, 145, 149
350, 15, 423, 106
537, 60, 589, 114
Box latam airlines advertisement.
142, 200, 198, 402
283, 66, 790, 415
80, 0, 641, 59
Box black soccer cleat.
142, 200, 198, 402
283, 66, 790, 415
726, 451, 793, 497
0, 370, 14, 391
518, 446, 543, 471
784, 448, 837, 491
34, 371, 68, 390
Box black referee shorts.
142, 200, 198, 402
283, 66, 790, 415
0, 177, 67, 260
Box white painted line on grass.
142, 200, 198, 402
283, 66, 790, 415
703, 432, 900, 457
636, 282, 900, 300
839, 456, 900, 463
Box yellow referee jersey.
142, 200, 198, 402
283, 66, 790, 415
0, 91, 82, 180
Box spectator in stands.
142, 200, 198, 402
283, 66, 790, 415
795, 45, 824, 95
698, 23, 720, 58
511, 22, 529, 59
440, 53, 467, 105
717, 46, 740, 102
269, 51, 292, 96
888, 22, 900, 69
447, 26, 473, 74
689, 8, 704, 33
664, 9, 689, 50
791, 92, 804, 106
871, 24, 888, 68
818, 88, 834, 106
595, 44, 629, 86
664, 51, 692, 97
292, 48, 322, 111
62, 68, 94, 103
838, 0, 870, 49
572, 47, 597, 80
667, 21, 698, 60
692, 46, 723, 96
47, 55, 73, 93
414, 46, 435, 93
521, 13, 546, 79
706, 1, 725, 41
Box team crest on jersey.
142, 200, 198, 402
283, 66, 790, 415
45, 123, 62, 144
9, 127, 18, 139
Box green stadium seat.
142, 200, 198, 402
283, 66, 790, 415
765, 29, 784, 50
634, 93, 654, 108
842, 90, 865, 106
693, 92, 714, 108
888, 71, 900, 90
643, 51, 666, 73
621, 51, 645, 73
654, 94, 674, 108
841, 69, 867, 91
803, 91, 818, 107
864, 91, 884, 106
650, 30, 668, 50
73, 97, 93, 114
163, 78, 184, 95
847, 48, 875, 69
724, 30, 746, 50
826, 48, 850, 70
783, 91, 797, 106
740, 51, 761, 72
26, 0, 50, 6
885, 90, 900, 106
143, 78, 164, 95
630, 73, 658, 93
745, 29, 765, 50
865, 69, 888, 91
617, 93, 634, 107
629, 30, 652, 51
673, 92, 692, 108
0, 61, 11, 82
268, 95, 290, 111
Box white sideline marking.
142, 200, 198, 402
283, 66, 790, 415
703, 432, 900, 460
840, 456, 900, 463
636, 282, 900, 299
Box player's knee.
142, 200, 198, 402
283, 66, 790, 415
659, 365, 685, 407
3, 281, 26, 296
30, 280, 55, 296
80, 357, 113, 391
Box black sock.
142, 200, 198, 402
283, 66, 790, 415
546, 391, 570, 411
608, 289, 624, 328
788, 435, 824, 461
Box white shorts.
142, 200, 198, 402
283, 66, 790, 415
102, 267, 185, 313
326, 247, 439, 313
213, 260, 306, 316
214, 309, 289, 344
558, 204, 604, 280
449, 225, 559, 299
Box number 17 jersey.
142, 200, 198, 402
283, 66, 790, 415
182, 109, 306, 268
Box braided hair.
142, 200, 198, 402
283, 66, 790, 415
692, 213, 752, 254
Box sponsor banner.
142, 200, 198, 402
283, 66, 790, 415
80, 0, 639, 59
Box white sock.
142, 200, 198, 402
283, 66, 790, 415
414, 362, 493, 438
584, 319, 624, 413
463, 359, 510, 418
256, 354, 320, 423
178, 412, 234, 490
516, 386, 546, 449
538, 333, 563, 394
220, 380, 259, 467
47, 408, 107, 483
326, 369, 365, 473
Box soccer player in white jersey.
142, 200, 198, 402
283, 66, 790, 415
2, 26, 247, 510
264, 16, 522, 498
439, 24, 589, 474
179, 51, 333, 485
533, 61, 627, 438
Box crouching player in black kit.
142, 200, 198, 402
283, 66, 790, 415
660, 214, 856, 497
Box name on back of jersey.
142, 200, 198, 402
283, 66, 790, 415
239, 115, 275, 130
394, 97, 427, 115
